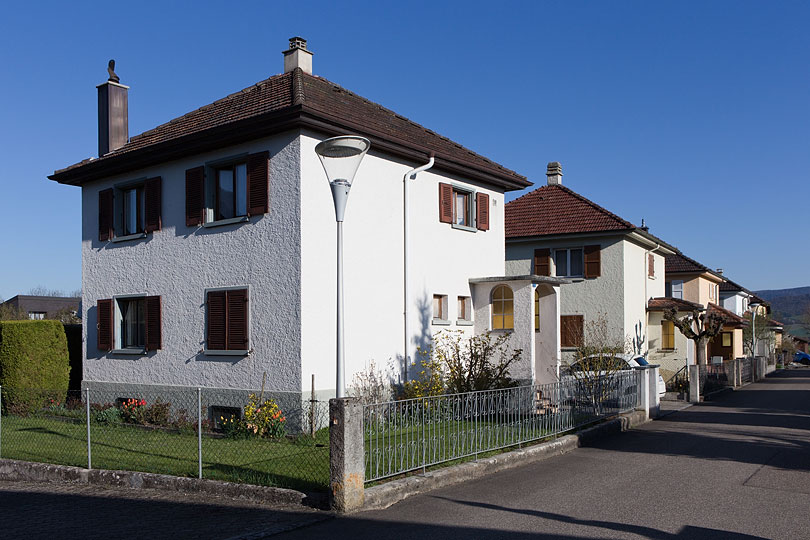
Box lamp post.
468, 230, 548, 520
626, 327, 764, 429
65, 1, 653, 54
750, 301, 760, 358
315, 136, 370, 398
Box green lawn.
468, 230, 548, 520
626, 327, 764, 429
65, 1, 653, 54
0, 415, 329, 492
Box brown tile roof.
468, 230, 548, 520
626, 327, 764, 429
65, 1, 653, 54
665, 252, 723, 279
504, 184, 636, 238
719, 278, 749, 293
50, 69, 529, 190
707, 303, 748, 328
647, 297, 704, 312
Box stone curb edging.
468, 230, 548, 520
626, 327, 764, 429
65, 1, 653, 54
0, 459, 315, 508
362, 410, 648, 512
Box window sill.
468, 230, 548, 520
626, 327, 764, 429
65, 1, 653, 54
490, 329, 514, 334
432, 318, 451, 326
451, 223, 477, 233
203, 349, 249, 356
456, 320, 474, 326
111, 232, 147, 243
202, 216, 250, 228
111, 348, 146, 355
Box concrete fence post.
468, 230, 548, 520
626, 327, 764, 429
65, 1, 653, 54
688, 365, 700, 403
329, 397, 364, 513
648, 365, 661, 419
729, 360, 738, 388
634, 367, 650, 419
736, 359, 742, 387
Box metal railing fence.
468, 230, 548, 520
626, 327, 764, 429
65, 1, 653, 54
698, 362, 730, 394
363, 370, 640, 482
0, 385, 330, 492
741, 358, 753, 384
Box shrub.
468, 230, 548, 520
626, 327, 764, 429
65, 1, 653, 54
244, 394, 286, 439
0, 321, 70, 414
95, 406, 122, 425
144, 398, 171, 426
120, 398, 146, 424
350, 360, 394, 405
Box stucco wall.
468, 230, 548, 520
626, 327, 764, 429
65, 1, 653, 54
299, 132, 506, 394
647, 311, 690, 381
81, 133, 302, 393
622, 240, 666, 356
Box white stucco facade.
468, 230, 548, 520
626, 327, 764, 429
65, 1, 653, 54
505, 234, 668, 364
80, 129, 514, 397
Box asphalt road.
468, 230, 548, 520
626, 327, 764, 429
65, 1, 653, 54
2, 369, 809, 539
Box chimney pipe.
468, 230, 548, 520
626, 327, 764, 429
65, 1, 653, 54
97, 59, 129, 156
283, 37, 313, 74
546, 162, 562, 185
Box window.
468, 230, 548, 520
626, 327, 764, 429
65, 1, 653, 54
206, 288, 249, 352
437, 183, 489, 231
661, 320, 675, 350
554, 248, 584, 277
433, 294, 448, 322
98, 177, 162, 241
534, 289, 540, 332
722, 332, 732, 347
28, 312, 46, 320
666, 280, 683, 299
118, 297, 145, 349
211, 162, 247, 221
96, 296, 161, 353
561, 315, 584, 348
185, 152, 269, 227
491, 285, 514, 330
458, 296, 471, 322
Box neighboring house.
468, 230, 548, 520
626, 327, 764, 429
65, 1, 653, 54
504, 162, 676, 379
48, 38, 564, 407
719, 277, 753, 316
0, 295, 80, 321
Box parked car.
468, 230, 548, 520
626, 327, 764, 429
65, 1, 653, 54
567, 354, 666, 398
794, 351, 810, 366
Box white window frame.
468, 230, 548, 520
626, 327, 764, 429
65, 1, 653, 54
457, 296, 473, 326
202, 154, 251, 228
112, 293, 147, 354
451, 184, 477, 232
432, 294, 450, 325
671, 280, 684, 300
111, 178, 148, 242
553, 248, 584, 278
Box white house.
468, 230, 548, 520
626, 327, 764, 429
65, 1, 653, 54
503, 163, 676, 380
48, 38, 563, 410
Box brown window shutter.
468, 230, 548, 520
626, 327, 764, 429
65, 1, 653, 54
98, 189, 114, 241
438, 183, 453, 223
561, 315, 584, 347
476, 193, 490, 231
144, 177, 162, 233
534, 248, 550, 276
144, 295, 162, 351
207, 290, 227, 350
97, 298, 113, 351
226, 289, 249, 350
584, 245, 601, 278
185, 166, 205, 226
648, 253, 655, 278
247, 151, 269, 216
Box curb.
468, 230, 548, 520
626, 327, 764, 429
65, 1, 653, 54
362, 409, 648, 511
0, 459, 315, 507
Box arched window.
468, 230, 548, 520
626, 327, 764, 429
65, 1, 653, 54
534, 288, 540, 332
491, 285, 514, 330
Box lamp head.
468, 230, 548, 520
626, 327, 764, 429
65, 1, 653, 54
314, 136, 370, 186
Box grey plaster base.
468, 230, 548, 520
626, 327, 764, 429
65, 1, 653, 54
0, 458, 316, 508
363, 410, 648, 512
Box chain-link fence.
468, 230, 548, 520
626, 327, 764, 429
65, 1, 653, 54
0, 385, 330, 492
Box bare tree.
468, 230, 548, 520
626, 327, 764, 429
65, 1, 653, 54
742, 311, 773, 357
663, 307, 725, 365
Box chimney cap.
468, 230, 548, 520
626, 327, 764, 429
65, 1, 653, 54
288, 37, 308, 50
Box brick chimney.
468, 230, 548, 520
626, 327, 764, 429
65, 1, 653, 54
283, 37, 313, 74
97, 59, 129, 156
546, 162, 562, 185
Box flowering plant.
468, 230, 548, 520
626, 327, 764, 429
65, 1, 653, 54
120, 398, 147, 424
244, 394, 286, 439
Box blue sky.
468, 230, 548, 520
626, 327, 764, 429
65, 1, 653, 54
1, 0, 807, 299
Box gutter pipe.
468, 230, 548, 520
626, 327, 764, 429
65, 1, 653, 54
403, 153, 435, 383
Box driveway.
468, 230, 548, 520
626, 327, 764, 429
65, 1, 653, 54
2, 369, 809, 539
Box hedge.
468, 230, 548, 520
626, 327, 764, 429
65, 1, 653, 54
0, 320, 70, 413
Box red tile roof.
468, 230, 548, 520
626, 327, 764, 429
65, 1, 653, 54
504, 184, 636, 238
665, 252, 723, 279
647, 297, 704, 312
707, 303, 748, 328
51, 69, 529, 190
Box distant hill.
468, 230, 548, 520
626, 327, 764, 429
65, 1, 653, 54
755, 286, 810, 327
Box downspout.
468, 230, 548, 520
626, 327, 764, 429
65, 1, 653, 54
403, 153, 435, 383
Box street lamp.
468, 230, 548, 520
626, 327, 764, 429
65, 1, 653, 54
750, 301, 761, 358
315, 135, 370, 398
